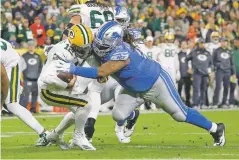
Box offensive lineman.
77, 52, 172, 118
0, 38, 49, 146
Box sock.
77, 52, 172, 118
185, 108, 213, 131
74, 104, 91, 134
117, 111, 135, 126
127, 111, 135, 120
7, 103, 44, 135
209, 122, 217, 133
117, 120, 126, 126
55, 112, 75, 135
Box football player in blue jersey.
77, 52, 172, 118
57, 21, 226, 146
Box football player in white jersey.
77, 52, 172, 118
0, 38, 49, 146
158, 32, 180, 85
54, 0, 114, 144
205, 31, 221, 55
205, 31, 221, 107
38, 25, 96, 150
138, 36, 160, 62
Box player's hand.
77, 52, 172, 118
97, 76, 108, 83
56, 60, 76, 74
67, 75, 77, 89
187, 68, 193, 74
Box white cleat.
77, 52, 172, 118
35, 131, 51, 147
73, 131, 96, 150
115, 124, 131, 143
46, 130, 70, 150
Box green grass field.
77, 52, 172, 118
1, 110, 239, 159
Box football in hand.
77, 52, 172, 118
57, 72, 74, 83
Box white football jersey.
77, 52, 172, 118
138, 44, 160, 62
158, 43, 180, 82
0, 38, 20, 70
38, 39, 93, 93
79, 3, 115, 34
205, 42, 221, 55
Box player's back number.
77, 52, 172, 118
90, 10, 114, 29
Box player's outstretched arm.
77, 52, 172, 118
1, 64, 9, 107
56, 59, 130, 78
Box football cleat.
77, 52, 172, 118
46, 130, 70, 150
210, 123, 226, 146
72, 130, 96, 150
115, 124, 131, 143
35, 131, 51, 146
124, 110, 139, 137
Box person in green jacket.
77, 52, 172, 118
229, 38, 239, 107
16, 18, 34, 45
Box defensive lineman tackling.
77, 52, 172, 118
57, 21, 226, 146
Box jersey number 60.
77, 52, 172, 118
90, 10, 114, 29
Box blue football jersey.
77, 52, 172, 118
103, 42, 161, 92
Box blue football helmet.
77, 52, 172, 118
115, 6, 130, 28
93, 21, 124, 58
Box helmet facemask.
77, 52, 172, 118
71, 43, 92, 60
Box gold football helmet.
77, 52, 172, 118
68, 24, 93, 59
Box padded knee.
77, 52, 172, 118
84, 118, 96, 139
112, 108, 127, 122
171, 106, 188, 122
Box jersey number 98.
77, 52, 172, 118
90, 10, 114, 29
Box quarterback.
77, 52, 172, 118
38, 25, 96, 150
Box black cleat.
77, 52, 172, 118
124, 110, 140, 137
210, 123, 226, 146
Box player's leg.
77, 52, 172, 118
84, 80, 105, 142
40, 90, 95, 150
5, 64, 48, 145
145, 69, 225, 146
112, 89, 144, 143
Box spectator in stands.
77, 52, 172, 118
38, 6, 49, 26
47, 1, 60, 17
30, 16, 46, 47
175, 8, 189, 38
12, 1, 27, 19
20, 41, 43, 113
2, 14, 17, 41
17, 19, 34, 46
